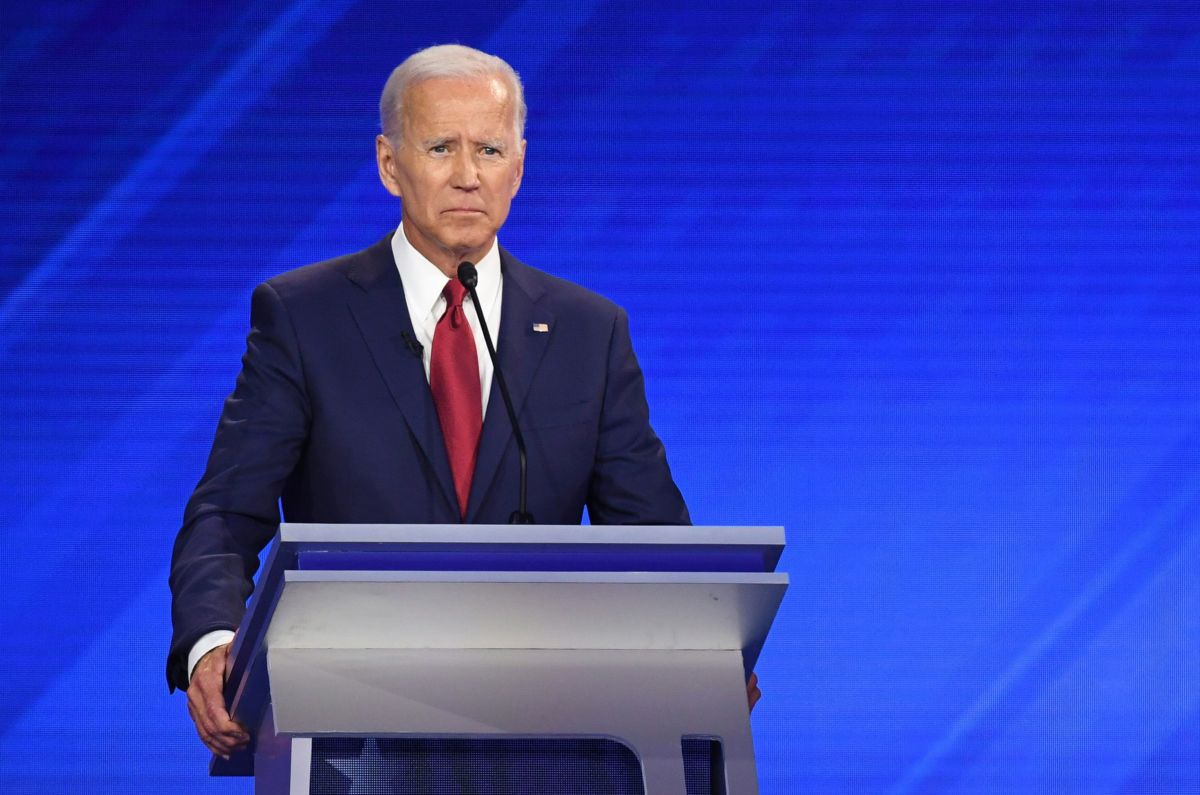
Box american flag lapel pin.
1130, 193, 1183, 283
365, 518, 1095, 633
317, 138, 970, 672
532, 322, 550, 333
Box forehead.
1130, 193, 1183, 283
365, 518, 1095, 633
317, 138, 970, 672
402, 75, 516, 138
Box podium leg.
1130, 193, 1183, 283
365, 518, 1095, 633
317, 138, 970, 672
254, 701, 312, 794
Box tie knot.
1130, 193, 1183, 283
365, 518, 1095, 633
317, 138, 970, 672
442, 279, 468, 308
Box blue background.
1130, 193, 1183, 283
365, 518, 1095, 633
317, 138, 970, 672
2, 1, 1198, 791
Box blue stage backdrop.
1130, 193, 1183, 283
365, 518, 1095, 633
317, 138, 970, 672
2, 2, 1198, 792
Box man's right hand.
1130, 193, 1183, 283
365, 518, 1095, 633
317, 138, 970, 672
186, 643, 249, 758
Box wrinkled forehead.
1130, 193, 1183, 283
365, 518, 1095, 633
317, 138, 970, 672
402, 74, 518, 137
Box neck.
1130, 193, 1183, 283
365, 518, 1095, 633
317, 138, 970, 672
401, 219, 490, 278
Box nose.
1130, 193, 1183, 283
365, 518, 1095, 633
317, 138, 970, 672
450, 149, 480, 190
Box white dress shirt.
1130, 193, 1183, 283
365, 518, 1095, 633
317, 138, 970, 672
186, 224, 505, 684
391, 222, 502, 416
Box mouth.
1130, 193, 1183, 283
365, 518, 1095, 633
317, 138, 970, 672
444, 208, 485, 215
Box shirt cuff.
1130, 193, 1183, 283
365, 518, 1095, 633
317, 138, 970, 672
187, 630, 236, 686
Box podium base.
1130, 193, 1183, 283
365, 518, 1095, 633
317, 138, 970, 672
254, 648, 756, 794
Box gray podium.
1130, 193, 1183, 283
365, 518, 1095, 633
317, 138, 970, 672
214, 524, 787, 794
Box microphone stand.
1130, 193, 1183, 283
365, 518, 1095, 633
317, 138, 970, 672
457, 262, 534, 524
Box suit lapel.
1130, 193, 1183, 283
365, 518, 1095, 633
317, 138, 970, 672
466, 249, 554, 520
343, 237, 458, 516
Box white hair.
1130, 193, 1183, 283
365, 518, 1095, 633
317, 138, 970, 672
379, 44, 526, 144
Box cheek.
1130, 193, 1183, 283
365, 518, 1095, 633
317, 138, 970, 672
410, 187, 445, 218
398, 163, 443, 200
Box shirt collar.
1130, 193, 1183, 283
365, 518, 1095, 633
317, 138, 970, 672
391, 222, 502, 320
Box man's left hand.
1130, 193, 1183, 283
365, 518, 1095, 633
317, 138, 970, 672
747, 672, 761, 712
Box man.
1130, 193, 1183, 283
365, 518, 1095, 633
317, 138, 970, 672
169, 44, 721, 760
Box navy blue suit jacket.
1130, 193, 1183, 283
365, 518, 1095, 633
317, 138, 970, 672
167, 236, 689, 690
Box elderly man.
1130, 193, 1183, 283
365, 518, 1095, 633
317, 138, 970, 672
169, 43, 716, 760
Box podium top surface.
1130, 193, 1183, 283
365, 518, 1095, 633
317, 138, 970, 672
279, 523, 785, 546
275, 523, 785, 575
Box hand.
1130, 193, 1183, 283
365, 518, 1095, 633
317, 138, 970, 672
186, 643, 249, 758
747, 671, 761, 712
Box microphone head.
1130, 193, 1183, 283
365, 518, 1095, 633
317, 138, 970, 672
457, 262, 479, 290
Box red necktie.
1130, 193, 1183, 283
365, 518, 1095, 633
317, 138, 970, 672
430, 280, 482, 517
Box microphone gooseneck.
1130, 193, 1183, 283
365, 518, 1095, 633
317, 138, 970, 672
457, 261, 533, 524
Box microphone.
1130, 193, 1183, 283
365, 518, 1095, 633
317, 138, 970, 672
458, 261, 533, 524
400, 331, 423, 359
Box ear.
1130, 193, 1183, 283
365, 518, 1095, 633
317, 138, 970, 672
510, 138, 526, 198
375, 134, 403, 198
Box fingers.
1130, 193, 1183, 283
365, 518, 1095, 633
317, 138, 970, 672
187, 645, 250, 758
747, 672, 762, 712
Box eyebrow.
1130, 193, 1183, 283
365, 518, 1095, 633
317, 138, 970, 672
419, 135, 507, 150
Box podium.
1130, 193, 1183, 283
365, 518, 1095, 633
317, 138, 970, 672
215, 524, 787, 794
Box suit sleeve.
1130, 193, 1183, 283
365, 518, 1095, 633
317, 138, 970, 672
166, 280, 311, 691
586, 306, 690, 525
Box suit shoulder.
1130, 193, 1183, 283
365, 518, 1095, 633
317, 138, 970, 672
509, 257, 623, 319
260, 237, 391, 303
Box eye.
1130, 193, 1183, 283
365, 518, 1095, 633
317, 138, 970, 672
430, 144, 449, 154
480, 146, 501, 157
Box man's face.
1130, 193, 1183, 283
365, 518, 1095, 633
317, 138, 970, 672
376, 74, 525, 272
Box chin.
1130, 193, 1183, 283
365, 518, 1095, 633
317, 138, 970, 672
444, 236, 490, 257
